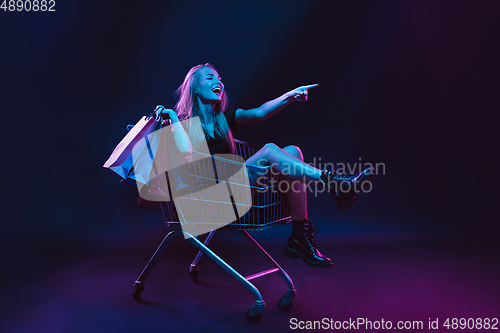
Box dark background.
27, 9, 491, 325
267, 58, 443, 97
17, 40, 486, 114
1, 1, 499, 332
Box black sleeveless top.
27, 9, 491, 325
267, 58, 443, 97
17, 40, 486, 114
204, 109, 237, 155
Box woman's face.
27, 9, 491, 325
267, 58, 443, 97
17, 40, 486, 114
194, 67, 224, 104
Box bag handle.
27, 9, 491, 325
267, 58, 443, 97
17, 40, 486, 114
127, 111, 164, 132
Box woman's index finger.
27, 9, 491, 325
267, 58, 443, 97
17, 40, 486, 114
304, 84, 319, 90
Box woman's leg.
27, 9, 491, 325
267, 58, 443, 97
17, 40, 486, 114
246, 143, 315, 220
246, 143, 333, 268
245, 143, 322, 182
245, 142, 374, 268
246, 142, 375, 213
281, 145, 308, 221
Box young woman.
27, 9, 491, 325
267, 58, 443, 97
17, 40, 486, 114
155, 63, 374, 268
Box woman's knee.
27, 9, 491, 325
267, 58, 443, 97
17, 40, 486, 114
263, 142, 280, 151
261, 142, 281, 157
247, 143, 279, 166
283, 145, 304, 161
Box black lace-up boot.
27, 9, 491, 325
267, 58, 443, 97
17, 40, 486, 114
320, 167, 375, 212
283, 219, 333, 268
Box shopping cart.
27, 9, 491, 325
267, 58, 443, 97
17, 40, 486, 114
122, 128, 296, 322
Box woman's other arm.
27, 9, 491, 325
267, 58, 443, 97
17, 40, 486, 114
234, 84, 318, 126
155, 106, 193, 154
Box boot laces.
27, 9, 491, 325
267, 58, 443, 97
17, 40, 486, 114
325, 167, 355, 182
302, 220, 320, 249
332, 170, 357, 182
303, 220, 319, 235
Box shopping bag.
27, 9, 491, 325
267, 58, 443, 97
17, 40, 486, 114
128, 119, 164, 185
103, 114, 159, 180
133, 118, 177, 202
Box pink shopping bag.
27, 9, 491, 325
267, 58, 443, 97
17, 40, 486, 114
103, 115, 159, 180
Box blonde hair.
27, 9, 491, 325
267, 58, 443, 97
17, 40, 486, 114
174, 63, 235, 154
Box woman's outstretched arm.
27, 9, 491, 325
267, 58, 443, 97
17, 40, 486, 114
234, 84, 318, 126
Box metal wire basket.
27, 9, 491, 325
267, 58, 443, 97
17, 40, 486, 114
165, 139, 292, 235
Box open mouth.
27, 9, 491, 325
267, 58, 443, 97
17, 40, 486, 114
212, 86, 222, 94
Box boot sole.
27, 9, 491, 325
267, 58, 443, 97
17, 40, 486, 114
335, 169, 375, 212
283, 247, 333, 268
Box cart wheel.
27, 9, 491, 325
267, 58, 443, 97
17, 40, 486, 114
189, 265, 200, 282
132, 281, 144, 301
278, 295, 293, 311
245, 309, 261, 323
